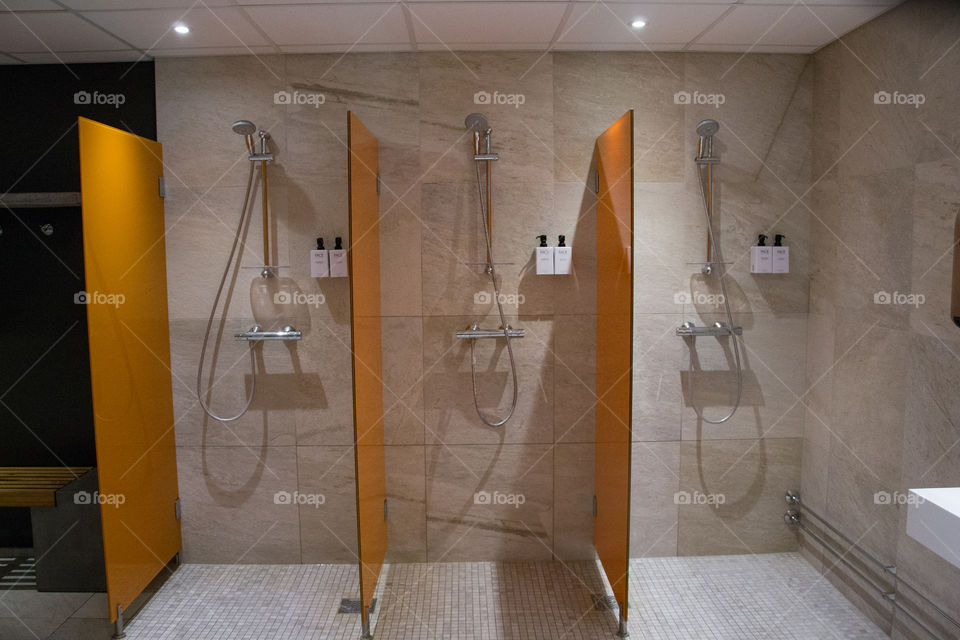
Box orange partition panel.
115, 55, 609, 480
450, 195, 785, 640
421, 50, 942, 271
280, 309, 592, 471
78, 117, 181, 623
347, 112, 386, 637
594, 110, 634, 629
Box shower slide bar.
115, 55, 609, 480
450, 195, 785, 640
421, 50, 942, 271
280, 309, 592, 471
676, 321, 742, 338
234, 325, 302, 341
456, 326, 525, 340
784, 490, 960, 639
0, 192, 81, 208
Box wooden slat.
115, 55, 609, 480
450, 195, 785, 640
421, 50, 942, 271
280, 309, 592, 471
0, 467, 92, 507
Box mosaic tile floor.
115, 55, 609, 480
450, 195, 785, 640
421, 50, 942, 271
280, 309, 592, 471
1, 553, 888, 639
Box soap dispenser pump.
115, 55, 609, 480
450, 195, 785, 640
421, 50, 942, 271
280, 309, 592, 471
536, 234, 554, 275
329, 236, 348, 277
311, 236, 329, 278
772, 234, 789, 273
554, 234, 572, 275
751, 233, 773, 274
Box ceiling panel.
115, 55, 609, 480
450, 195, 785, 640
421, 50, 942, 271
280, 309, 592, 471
62, 0, 232, 9
559, 2, 729, 45
0, 0, 62, 11
0, 12, 128, 52
410, 2, 566, 44
82, 7, 267, 50
244, 3, 409, 46
697, 4, 892, 47
14, 49, 144, 63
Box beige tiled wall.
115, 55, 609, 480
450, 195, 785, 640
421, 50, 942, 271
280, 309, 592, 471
158, 48, 813, 566
804, 1, 960, 638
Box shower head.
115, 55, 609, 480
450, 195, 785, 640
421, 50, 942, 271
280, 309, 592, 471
464, 113, 489, 132
696, 119, 720, 162
696, 119, 720, 137
232, 120, 257, 136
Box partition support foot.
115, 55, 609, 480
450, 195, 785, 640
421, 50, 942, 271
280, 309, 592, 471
112, 604, 126, 639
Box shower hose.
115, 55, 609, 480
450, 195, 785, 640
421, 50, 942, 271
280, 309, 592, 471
469, 159, 519, 428
687, 163, 743, 424
196, 161, 260, 422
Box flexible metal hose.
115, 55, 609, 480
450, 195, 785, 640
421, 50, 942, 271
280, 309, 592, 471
687, 162, 743, 424
469, 159, 519, 428
196, 161, 260, 422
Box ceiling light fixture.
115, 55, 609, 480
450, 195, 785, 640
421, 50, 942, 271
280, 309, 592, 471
630, 18, 646, 30
173, 23, 190, 35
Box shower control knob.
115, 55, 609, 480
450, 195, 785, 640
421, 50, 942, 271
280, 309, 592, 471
40, 223, 54, 236
681, 321, 694, 330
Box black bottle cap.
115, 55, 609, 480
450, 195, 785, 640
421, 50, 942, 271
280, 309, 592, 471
316, 237, 325, 250
537, 235, 548, 247
758, 234, 767, 246
334, 237, 343, 250
558, 235, 566, 247
774, 234, 785, 247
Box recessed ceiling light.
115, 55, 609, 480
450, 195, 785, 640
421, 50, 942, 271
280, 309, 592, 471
173, 23, 190, 35
631, 18, 647, 30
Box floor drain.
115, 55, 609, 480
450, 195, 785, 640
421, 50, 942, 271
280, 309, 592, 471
591, 594, 617, 611
338, 598, 377, 614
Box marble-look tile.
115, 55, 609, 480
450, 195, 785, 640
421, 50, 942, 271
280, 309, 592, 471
630, 441, 680, 558
677, 438, 801, 556
553, 52, 683, 183
283, 53, 420, 187
381, 317, 426, 445
0, 618, 64, 640
420, 181, 556, 317
297, 445, 359, 563
163, 183, 291, 323
909, 159, 960, 337
418, 52, 554, 185
683, 53, 812, 189
425, 444, 553, 562
632, 313, 683, 442
379, 190, 423, 317
828, 322, 909, 487
680, 313, 807, 441
170, 318, 299, 448
292, 318, 356, 447
156, 56, 286, 190
384, 445, 427, 563
422, 315, 554, 445
833, 168, 915, 330
802, 311, 835, 453
553, 443, 595, 561
901, 333, 960, 489
176, 445, 301, 563
823, 443, 900, 568
553, 181, 597, 316
554, 314, 595, 444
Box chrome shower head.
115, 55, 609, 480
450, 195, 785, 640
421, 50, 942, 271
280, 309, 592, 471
231, 120, 257, 136
696, 119, 720, 161
696, 119, 719, 137
464, 113, 489, 132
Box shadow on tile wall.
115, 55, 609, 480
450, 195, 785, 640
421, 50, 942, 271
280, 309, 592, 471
157, 48, 813, 566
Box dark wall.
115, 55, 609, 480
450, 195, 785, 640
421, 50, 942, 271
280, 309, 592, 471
0, 61, 157, 547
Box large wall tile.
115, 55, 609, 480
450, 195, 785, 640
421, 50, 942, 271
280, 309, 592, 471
677, 438, 801, 556
385, 445, 427, 563
298, 445, 359, 563
630, 442, 680, 558
425, 444, 553, 562
176, 445, 301, 563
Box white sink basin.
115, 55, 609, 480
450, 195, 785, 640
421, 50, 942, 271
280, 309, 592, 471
906, 487, 960, 570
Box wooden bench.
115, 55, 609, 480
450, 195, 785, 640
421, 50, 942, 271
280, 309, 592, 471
0, 466, 105, 592
0, 467, 93, 507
